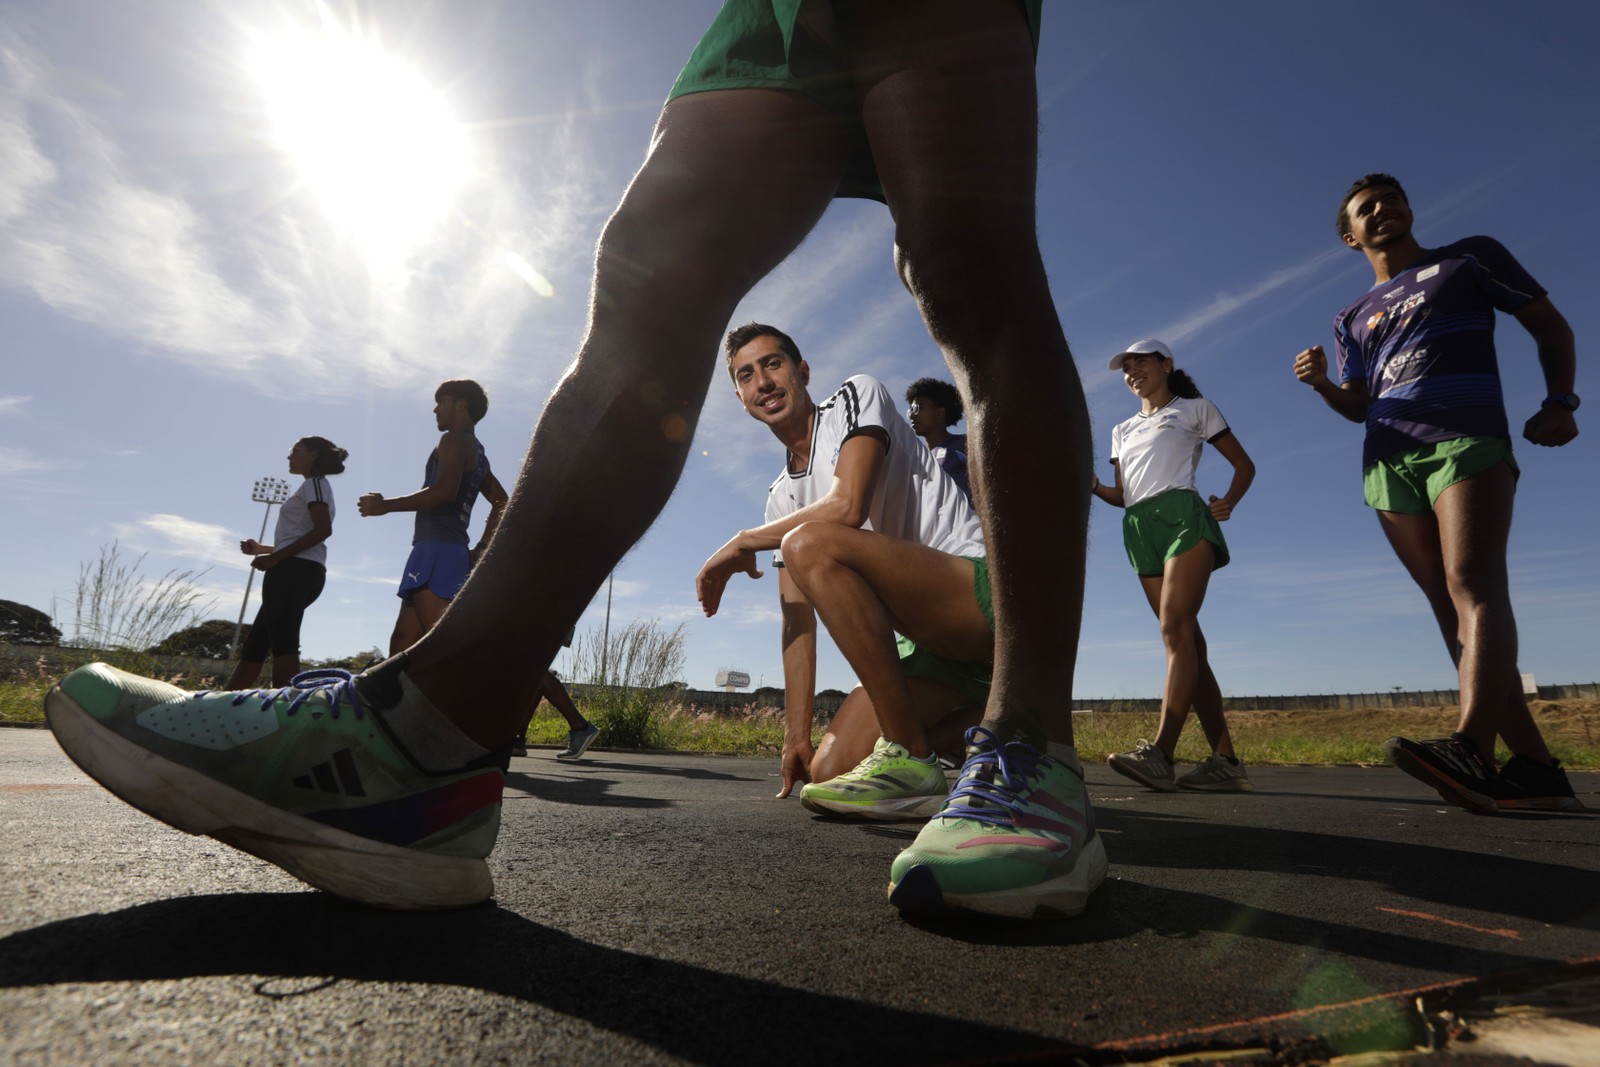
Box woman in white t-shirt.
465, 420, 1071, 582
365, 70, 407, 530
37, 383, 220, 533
1090, 339, 1256, 793
226, 436, 348, 690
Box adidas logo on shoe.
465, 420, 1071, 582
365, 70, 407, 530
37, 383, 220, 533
292, 748, 367, 796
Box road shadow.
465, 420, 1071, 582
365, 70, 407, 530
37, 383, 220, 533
0, 895, 1065, 1066
1094, 807, 1600, 928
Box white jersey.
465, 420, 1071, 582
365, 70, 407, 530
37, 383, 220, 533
1109, 396, 1230, 508
273, 476, 334, 566
765, 375, 984, 564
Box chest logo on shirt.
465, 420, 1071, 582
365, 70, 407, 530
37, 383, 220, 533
1416, 265, 1440, 281
1385, 290, 1426, 322
1367, 310, 1386, 330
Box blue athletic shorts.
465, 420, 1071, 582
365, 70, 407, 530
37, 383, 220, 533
398, 541, 471, 602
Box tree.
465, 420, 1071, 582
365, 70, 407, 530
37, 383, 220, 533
0, 599, 62, 645
151, 620, 244, 660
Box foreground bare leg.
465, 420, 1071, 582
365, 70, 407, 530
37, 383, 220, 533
402, 91, 850, 745
852, 2, 1090, 747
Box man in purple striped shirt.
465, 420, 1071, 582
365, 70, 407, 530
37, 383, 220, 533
1293, 172, 1582, 814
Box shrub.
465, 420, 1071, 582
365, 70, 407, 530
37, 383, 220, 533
0, 600, 61, 646
568, 619, 688, 750
151, 619, 244, 660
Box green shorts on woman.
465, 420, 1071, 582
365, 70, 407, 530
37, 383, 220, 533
1122, 489, 1230, 577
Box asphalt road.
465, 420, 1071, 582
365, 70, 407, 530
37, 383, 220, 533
2, 726, 1597, 1065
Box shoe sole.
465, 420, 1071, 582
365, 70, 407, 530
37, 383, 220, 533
554, 729, 600, 761
1177, 778, 1255, 793
45, 684, 495, 910
798, 790, 945, 821
1107, 756, 1178, 793
1496, 796, 1587, 812
1386, 746, 1496, 815
887, 832, 1109, 920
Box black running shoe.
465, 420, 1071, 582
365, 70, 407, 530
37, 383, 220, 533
1494, 755, 1586, 812
1383, 733, 1496, 814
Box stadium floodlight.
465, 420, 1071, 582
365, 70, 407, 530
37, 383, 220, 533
229, 477, 293, 661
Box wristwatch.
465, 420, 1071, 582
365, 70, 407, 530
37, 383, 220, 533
1542, 393, 1581, 412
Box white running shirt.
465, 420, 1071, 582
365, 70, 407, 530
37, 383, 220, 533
273, 476, 334, 566
765, 375, 984, 565
1109, 396, 1231, 509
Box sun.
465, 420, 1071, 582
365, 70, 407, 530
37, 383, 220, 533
248, 25, 469, 255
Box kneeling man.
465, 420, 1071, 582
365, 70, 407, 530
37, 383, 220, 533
697, 324, 993, 819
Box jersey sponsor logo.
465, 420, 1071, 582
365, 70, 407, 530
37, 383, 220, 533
407, 571, 422, 582
1381, 286, 1405, 300
1367, 310, 1386, 330
1416, 264, 1441, 281
1387, 290, 1426, 318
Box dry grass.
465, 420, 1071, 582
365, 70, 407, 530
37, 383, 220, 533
1071, 701, 1600, 768
6, 647, 1596, 769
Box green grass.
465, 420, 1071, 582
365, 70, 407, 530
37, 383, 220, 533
7, 652, 1597, 769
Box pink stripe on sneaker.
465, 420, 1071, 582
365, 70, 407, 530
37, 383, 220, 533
956, 835, 1070, 852
1029, 789, 1085, 822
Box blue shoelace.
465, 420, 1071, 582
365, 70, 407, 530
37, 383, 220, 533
198, 668, 365, 719
940, 726, 1046, 826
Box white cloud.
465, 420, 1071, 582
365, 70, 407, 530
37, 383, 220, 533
0, 445, 72, 475
113, 512, 238, 568
1147, 247, 1347, 349
0, 394, 27, 415
0, 30, 605, 401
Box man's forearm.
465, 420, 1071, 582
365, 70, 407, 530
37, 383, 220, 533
1312, 379, 1368, 423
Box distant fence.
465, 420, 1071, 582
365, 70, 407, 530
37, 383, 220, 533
4, 644, 1593, 714
1070, 683, 1600, 713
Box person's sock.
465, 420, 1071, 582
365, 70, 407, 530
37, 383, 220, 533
357, 656, 493, 772
1046, 740, 1083, 775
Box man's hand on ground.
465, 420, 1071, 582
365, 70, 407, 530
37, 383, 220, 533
776, 740, 814, 799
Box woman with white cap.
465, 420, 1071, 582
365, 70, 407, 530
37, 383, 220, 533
1092, 339, 1256, 792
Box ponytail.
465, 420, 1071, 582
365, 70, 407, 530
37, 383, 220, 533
299, 436, 349, 476
1167, 368, 1202, 399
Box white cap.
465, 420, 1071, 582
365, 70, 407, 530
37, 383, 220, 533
1108, 338, 1175, 371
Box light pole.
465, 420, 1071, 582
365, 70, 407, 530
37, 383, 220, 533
599, 571, 613, 684
229, 476, 291, 660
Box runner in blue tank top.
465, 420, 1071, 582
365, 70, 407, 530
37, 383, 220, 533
358, 380, 599, 758
359, 380, 509, 653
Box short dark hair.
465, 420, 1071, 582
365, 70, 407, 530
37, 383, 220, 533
1337, 173, 1407, 239
905, 377, 963, 426
297, 436, 348, 476
435, 379, 488, 423
724, 323, 802, 380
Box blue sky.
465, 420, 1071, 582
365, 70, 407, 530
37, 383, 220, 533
3, 1, 1597, 698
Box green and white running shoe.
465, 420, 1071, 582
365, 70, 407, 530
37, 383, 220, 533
799, 737, 947, 820
888, 727, 1107, 920
45, 662, 505, 910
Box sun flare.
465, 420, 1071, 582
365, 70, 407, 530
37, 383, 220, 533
248, 26, 469, 255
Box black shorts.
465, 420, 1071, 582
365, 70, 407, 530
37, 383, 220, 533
239, 557, 326, 661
